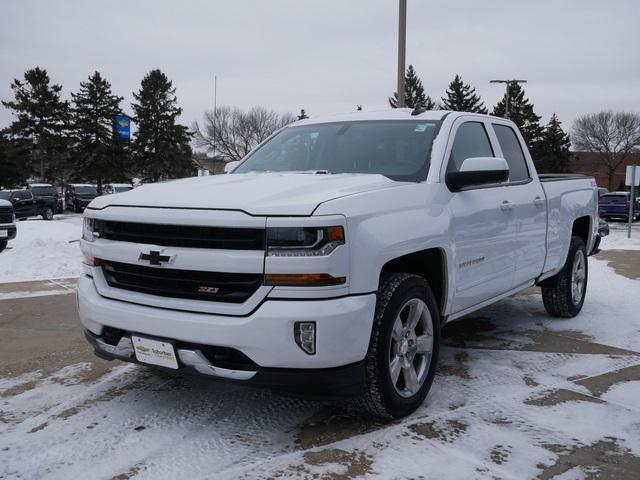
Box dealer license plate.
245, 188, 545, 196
0, 230, 7, 238
132, 335, 179, 369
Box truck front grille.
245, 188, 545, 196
101, 260, 263, 303
0, 206, 13, 224
93, 220, 265, 250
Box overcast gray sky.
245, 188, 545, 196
1, 0, 639, 133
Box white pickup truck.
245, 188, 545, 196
79, 110, 599, 418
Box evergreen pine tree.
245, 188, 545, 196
389, 65, 436, 109
492, 83, 544, 158
70, 71, 125, 192
131, 69, 194, 182
536, 114, 572, 173
1, 67, 69, 181
297, 109, 309, 120
441, 74, 487, 113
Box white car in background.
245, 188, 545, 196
78, 110, 599, 418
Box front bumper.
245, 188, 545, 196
84, 329, 365, 398
0, 224, 17, 241
77, 274, 376, 371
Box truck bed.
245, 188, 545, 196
538, 173, 591, 182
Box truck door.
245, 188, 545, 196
491, 123, 547, 287
445, 119, 517, 313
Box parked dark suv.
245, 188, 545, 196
65, 184, 98, 213
599, 192, 640, 221
0, 189, 42, 220
27, 183, 61, 219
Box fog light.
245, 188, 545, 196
294, 322, 316, 355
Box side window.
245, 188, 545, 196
492, 124, 530, 182
448, 122, 494, 172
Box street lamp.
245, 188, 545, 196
490, 79, 527, 118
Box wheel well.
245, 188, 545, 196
572, 216, 590, 246
379, 249, 446, 315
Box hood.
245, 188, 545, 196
88, 173, 403, 215
0, 199, 11, 208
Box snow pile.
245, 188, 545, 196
0, 215, 83, 283
602, 223, 640, 250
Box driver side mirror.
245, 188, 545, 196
446, 157, 509, 191
224, 161, 240, 174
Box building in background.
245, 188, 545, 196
570, 152, 640, 190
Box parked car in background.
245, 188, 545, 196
65, 184, 98, 213
0, 189, 40, 220
0, 198, 17, 253
599, 192, 640, 221
27, 183, 61, 219
79, 110, 599, 419
103, 183, 133, 195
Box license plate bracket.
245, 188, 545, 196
131, 335, 179, 369
0, 230, 7, 238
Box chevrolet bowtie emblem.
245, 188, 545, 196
139, 251, 173, 266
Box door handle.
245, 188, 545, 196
533, 196, 545, 207
500, 201, 514, 211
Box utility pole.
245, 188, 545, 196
397, 0, 407, 108
490, 79, 527, 118
213, 75, 217, 159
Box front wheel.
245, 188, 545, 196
541, 236, 588, 318
0, 240, 6, 253
354, 273, 440, 419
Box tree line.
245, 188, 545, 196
2, 65, 638, 191
389, 66, 640, 188
0, 67, 194, 191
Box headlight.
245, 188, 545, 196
82, 217, 95, 242
267, 226, 344, 257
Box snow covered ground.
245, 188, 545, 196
604, 221, 640, 250
1, 257, 640, 478
0, 214, 83, 283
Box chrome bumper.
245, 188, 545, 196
93, 335, 257, 380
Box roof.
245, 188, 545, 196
292, 109, 494, 126
69, 183, 97, 187
28, 183, 53, 187
107, 183, 133, 187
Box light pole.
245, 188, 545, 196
397, 0, 407, 107
490, 79, 527, 118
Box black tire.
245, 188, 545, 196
0, 240, 6, 253
74, 202, 81, 213
354, 273, 440, 419
541, 236, 588, 318
42, 207, 54, 221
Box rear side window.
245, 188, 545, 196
492, 124, 530, 182
448, 122, 494, 172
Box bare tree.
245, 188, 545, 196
572, 111, 640, 190
193, 106, 295, 161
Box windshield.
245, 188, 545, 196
0, 191, 11, 200
31, 186, 57, 196
75, 186, 97, 195
114, 186, 132, 193
234, 120, 441, 181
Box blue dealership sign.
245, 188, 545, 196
114, 115, 131, 140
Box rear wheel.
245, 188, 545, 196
541, 236, 588, 318
42, 207, 54, 221
354, 273, 440, 419
0, 240, 7, 253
